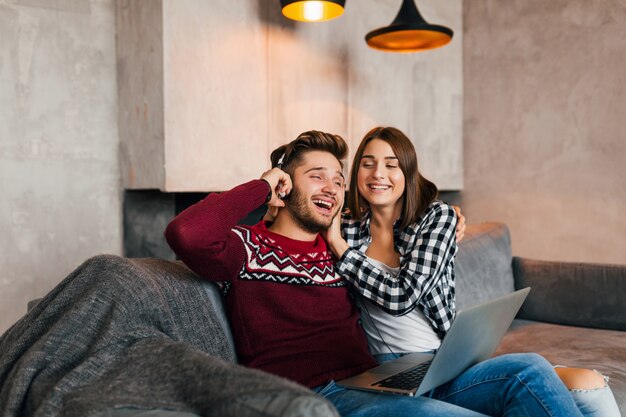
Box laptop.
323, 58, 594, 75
337, 287, 530, 396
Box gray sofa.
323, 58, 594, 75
7, 222, 625, 416
199, 221, 626, 415
455, 222, 626, 415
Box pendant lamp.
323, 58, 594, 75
365, 0, 453, 52
280, 0, 346, 22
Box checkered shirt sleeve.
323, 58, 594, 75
337, 201, 458, 334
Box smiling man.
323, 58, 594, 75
165, 131, 378, 389
164, 131, 492, 416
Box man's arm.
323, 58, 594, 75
164, 179, 273, 281
165, 168, 292, 281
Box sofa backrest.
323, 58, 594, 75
513, 256, 626, 331
456, 222, 516, 310
200, 281, 238, 360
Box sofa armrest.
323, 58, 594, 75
513, 257, 626, 331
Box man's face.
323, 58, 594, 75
285, 150, 345, 234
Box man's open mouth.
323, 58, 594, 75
312, 198, 334, 213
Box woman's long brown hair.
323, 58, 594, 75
347, 127, 438, 229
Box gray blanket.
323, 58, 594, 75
0, 255, 334, 417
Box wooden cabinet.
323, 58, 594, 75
117, 0, 462, 192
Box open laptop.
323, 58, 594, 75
338, 287, 530, 396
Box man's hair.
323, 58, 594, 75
346, 126, 438, 229
270, 131, 348, 175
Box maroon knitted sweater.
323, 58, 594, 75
164, 179, 376, 388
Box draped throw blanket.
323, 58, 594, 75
0, 255, 329, 417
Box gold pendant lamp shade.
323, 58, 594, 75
280, 0, 346, 22
366, 0, 453, 52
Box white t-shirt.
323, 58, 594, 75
359, 257, 442, 355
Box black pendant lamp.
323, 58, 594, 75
280, 0, 346, 22
366, 0, 453, 52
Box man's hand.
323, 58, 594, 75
452, 205, 466, 243
260, 168, 292, 208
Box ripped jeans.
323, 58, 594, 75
374, 353, 621, 417
317, 352, 584, 416
554, 366, 621, 417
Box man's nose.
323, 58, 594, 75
322, 179, 339, 195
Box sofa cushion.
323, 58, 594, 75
495, 319, 626, 415
513, 257, 626, 331
456, 223, 515, 310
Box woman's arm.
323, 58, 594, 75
335, 202, 458, 333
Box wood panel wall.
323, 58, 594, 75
117, 0, 463, 192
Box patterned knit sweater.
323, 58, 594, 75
165, 179, 377, 388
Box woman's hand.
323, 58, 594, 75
323, 213, 349, 259
452, 205, 466, 242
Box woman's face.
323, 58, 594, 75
357, 138, 405, 214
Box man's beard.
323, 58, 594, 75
286, 187, 336, 234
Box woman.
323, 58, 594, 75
324, 126, 619, 417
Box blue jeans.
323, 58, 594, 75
317, 353, 584, 417
429, 353, 583, 417
567, 372, 621, 417
375, 354, 620, 417
314, 380, 489, 417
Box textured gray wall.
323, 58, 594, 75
0, 0, 121, 334
463, 0, 626, 263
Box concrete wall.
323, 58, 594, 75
0, 0, 121, 334
463, 0, 626, 263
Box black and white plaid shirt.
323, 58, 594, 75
337, 201, 458, 335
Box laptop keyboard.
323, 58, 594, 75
372, 360, 432, 390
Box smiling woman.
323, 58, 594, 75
326, 126, 454, 338
323, 126, 620, 417
356, 139, 406, 222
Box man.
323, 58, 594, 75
165, 131, 583, 417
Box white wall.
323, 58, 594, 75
0, 0, 121, 334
